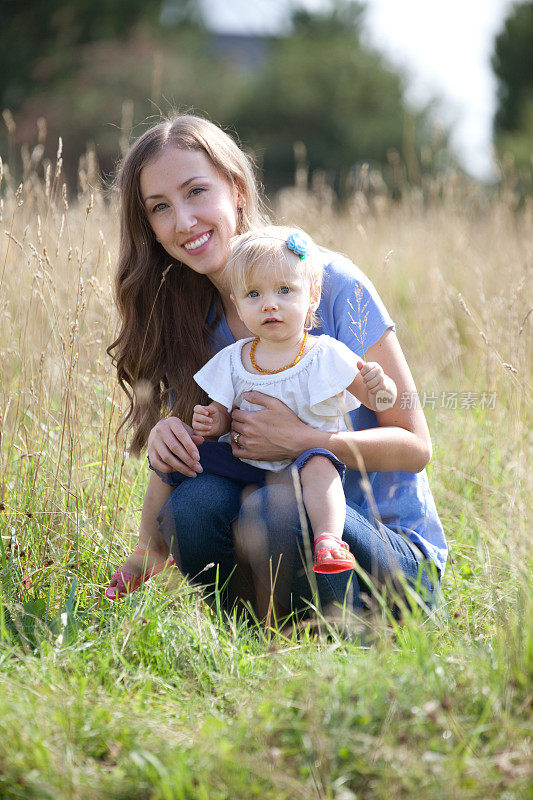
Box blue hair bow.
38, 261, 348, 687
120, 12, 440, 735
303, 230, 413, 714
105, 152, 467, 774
286, 232, 309, 260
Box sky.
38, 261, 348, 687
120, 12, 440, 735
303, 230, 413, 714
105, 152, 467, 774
361, 0, 517, 180
197, 0, 520, 180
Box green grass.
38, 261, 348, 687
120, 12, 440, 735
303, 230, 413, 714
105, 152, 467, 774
0, 394, 530, 799
0, 586, 530, 798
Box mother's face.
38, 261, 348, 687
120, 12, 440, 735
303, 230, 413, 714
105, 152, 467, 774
140, 146, 241, 278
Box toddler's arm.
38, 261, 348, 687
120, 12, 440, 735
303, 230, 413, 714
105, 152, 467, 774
347, 359, 398, 412
192, 401, 231, 438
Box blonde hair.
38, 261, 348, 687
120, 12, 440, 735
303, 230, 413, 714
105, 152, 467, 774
225, 226, 323, 298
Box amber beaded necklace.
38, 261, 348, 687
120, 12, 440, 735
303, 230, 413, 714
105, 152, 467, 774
249, 331, 308, 374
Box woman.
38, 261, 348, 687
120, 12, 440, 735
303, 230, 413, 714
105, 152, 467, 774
107, 114, 447, 621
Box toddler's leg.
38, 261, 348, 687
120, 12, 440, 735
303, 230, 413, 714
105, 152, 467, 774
299, 455, 356, 574
300, 455, 345, 540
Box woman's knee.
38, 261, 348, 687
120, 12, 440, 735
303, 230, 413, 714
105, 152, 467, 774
239, 483, 300, 536
237, 484, 302, 564
157, 474, 243, 571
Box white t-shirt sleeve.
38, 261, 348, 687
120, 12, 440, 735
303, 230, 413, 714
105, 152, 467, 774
307, 337, 361, 415
193, 346, 236, 412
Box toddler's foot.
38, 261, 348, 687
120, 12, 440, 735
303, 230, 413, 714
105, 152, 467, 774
106, 542, 174, 599
313, 534, 356, 574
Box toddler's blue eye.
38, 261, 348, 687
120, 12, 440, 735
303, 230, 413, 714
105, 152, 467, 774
279, 286, 290, 294
248, 290, 259, 298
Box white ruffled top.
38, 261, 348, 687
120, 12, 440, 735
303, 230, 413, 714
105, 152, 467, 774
193, 334, 361, 471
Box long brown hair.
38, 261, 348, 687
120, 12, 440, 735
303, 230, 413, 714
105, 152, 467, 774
107, 114, 268, 455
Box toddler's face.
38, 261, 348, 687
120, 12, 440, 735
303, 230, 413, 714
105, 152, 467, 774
231, 263, 319, 342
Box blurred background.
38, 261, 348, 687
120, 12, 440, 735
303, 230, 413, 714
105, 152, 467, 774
1, 0, 532, 198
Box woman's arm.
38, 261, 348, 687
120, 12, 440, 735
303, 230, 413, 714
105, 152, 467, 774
329, 328, 431, 471
231, 329, 432, 474
148, 344, 235, 474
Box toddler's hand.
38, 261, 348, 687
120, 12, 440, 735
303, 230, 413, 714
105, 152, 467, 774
357, 360, 397, 411
192, 404, 215, 434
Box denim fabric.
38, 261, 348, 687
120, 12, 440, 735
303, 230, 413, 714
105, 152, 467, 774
150, 442, 345, 488
150, 441, 266, 489
157, 470, 439, 618
291, 447, 345, 483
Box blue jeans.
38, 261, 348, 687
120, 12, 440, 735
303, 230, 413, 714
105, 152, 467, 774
155, 445, 439, 618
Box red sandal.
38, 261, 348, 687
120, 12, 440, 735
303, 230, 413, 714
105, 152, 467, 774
106, 546, 175, 600
313, 534, 356, 574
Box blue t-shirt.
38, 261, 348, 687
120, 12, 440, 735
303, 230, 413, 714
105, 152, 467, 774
208, 249, 447, 575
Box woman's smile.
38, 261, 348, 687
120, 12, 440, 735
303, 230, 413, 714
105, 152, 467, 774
182, 230, 213, 253
140, 147, 239, 283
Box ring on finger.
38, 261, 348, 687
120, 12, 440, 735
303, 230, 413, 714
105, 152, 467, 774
233, 432, 241, 445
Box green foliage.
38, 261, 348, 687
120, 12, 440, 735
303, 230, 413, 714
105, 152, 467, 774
492, 1, 533, 173
234, 9, 418, 194
2, 0, 431, 197
291, 0, 365, 34
1, 48, 531, 799
0, 0, 165, 108
10, 26, 247, 187
0, 588, 531, 798
493, 1, 533, 132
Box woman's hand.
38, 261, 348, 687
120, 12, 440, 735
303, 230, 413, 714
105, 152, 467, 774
230, 392, 312, 461
147, 417, 204, 477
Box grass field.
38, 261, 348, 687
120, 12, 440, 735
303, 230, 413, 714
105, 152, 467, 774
0, 146, 531, 799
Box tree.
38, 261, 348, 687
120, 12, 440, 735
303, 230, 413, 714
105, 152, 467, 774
233, 3, 424, 195
1, 0, 429, 196
493, 1, 533, 132
0, 0, 221, 186
492, 1, 533, 171
5, 24, 246, 189
0, 0, 164, 108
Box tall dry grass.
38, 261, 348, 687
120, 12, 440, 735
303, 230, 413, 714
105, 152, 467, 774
0, 132, 531, 799
0, 137, 531, 606
0, 138, 126, 602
